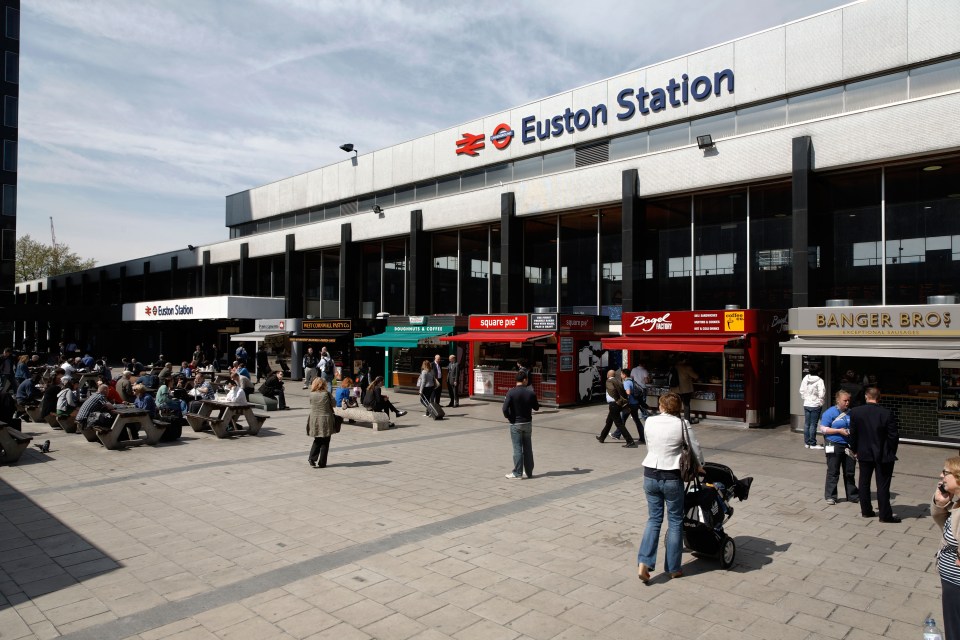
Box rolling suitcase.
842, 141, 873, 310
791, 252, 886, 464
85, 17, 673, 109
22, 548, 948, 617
420, 393, 445, 420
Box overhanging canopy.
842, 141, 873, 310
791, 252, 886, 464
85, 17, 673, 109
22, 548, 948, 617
355, 329, 451, 348
602, 335, 740, 353
441, 332, 554, 343
230, 331, 289, 342
780, 337, 960, 360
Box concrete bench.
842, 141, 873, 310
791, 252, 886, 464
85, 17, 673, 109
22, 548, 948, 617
0, 426, 32, 463
15, 400, 42, 423
247, 393, 279, 412
334, 406, 391, 431
57, 414, 79, 433
44, 413, 60, 429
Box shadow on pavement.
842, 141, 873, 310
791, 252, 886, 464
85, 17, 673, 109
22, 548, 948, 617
536, 468, 593, 478
0, 478, 120, 610
327, 460, 392, 468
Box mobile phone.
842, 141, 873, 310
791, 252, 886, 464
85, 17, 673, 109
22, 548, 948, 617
939, 481, 949, 494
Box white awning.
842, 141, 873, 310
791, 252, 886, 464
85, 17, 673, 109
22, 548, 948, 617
230, 331, 289, 342
780, 337, 960, 360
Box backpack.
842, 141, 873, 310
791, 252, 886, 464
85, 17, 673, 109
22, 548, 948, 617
668, 366, 680, 388
324, 357, 335, 376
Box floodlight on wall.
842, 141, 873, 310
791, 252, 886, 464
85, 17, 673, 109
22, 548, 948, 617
339, 143, 357, 156
696, 134, 715, 149
187, 244, 196, 251
372, 205, 384, 217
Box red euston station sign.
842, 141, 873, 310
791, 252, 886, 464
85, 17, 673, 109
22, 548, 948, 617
621, 310, 757, 335
469, 315, 529, 331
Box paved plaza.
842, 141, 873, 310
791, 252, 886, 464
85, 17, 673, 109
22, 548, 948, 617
0, 387, 953, 640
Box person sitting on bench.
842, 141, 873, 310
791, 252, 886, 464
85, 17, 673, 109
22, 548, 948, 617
76, 384, 115, 428
259, 370, 289, 410
362, 376, 407, 420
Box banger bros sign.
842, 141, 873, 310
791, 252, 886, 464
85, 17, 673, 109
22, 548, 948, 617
790, 305, 960, 336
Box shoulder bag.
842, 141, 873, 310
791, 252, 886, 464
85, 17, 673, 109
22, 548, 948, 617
679, 418, 698, 482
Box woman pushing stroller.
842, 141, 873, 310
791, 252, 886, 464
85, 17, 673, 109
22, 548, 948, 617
637, 392, 704, 582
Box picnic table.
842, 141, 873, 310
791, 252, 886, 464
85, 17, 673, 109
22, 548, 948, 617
76, 371, 101, 391
185, 399, 267, 438
0, 420, 32, 463
80, 405, 166, 450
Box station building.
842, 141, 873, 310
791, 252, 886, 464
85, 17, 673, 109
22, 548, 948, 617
13, 0, 960, 443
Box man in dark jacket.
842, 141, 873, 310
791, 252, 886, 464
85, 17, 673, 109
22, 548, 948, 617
446, 355, 460, 407
596, 369, 637, 447
502, 371, 540, 479
259, 370, 288, 410
848, 386, 900, 522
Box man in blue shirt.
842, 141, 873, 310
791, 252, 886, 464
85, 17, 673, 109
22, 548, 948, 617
820, 390, 859, 506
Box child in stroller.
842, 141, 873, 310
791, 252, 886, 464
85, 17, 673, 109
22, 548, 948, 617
683, 461, 753, 569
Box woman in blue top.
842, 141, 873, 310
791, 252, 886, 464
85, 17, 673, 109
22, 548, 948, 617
335, 377, 354, 408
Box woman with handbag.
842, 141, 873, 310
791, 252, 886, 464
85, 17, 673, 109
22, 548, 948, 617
637, 392, 704, 582
306, 377, 337, 468
932, 456, 960, 640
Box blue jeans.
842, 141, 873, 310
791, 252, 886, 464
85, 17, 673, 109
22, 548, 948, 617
510, 422, 533, 477
803, 407, 821, 446
637, 474, 685, 573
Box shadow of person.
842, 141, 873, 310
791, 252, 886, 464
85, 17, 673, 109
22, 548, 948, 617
328, 460, 392, 468
536, 468, 593, 478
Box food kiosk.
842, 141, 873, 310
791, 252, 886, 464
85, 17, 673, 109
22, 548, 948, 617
602, 310, 787, 426
354, 316, 468, 390
442, 314, 613, 407
290, 318, 382, 380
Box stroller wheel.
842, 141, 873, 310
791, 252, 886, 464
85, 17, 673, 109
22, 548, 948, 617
720, 536, 736, 569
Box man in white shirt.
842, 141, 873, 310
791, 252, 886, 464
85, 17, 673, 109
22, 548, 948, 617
630, 361, 653, 418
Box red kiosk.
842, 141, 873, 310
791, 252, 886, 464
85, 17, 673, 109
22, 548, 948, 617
602, 310, 787, 426
442, 314, 613, 406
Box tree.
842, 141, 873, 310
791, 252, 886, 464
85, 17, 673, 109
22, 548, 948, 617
15, 234, 96, 281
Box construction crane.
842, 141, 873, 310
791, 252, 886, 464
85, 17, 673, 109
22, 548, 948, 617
50, 216, 56, 249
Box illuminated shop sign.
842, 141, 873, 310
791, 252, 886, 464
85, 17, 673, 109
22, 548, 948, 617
469, 315, 529, 330
302, 320, 351, 331
455, 69, 734, 156
622, 310, 756, 335
791, 305, 960, 336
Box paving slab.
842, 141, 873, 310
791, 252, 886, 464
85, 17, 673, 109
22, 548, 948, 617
0, 388, 952, 639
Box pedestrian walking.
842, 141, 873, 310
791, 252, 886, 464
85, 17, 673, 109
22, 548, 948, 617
306, 377, 337, 468
799, 365, 826, 449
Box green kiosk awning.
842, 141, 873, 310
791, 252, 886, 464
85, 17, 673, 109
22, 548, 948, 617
354, 325, 454, 348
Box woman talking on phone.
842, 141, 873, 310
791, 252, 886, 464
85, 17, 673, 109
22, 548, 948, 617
932, 456, 960, 639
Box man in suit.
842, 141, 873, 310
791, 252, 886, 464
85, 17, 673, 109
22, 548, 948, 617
432, 355, 444, 405
848, 386, 900, 523
446, 354, 460, 407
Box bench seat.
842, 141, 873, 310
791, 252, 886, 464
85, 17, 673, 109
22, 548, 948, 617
247, 393, 278, 412
334, 406, 391, 431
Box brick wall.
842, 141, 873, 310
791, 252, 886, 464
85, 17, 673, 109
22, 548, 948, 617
879, 395, 939, 440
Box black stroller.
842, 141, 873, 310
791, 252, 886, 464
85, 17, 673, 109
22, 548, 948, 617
682, 462, 753, 569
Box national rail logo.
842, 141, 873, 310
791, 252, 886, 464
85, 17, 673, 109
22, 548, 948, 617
455, 123, 514, 157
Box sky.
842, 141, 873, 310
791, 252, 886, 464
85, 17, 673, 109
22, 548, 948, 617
18, 0, 851, 267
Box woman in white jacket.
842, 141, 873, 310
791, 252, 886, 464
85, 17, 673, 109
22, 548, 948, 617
799, 365, 826, 449
637, 392, 704, 582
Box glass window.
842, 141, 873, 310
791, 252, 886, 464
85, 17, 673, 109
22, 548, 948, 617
486, 163, 512, 186
432, 231, 458, 313
646, 196, 691, 310
269, 217, 282, 231
461, 169, 485, 191
809, 169, 882, 305
358, 194, 376, 215
360, 243, 381, 318
4, 52, 16, 84
787, 86, 843, 123
491, 225, 502, 311
648, 122, 690, 153
2, 184, 14, 216
736, 99, 785, 135
524, 217, 557, 311
383, 239, 406, 315
309, 207, 323, 223
437, 175, 459, 197
609, 132, 648, 161
257, 220, 269, 233
394, 186, 415, 206
321, 251, 340, 317
295, 212, 309, 226
910, 58, 960, 98
690, 111, 736, 142
1, 229, 11, 261
750, 182, 792, 309
559, 212, 598, 312
513, 156, 542, 181
845, 71, 907, 111
3, 96, 15, 128
340, 200, 358, 216
324, 204, 341, 220
5, 7, 18, 40
885, 161, 960, 304
375, 190, 395, 207
542, 148, 575, 174
461, 227, 490, 314
305, 252, 322, 304
599, 208, 622, 308
281, 214, 295, 228
415, 180, 436, 200
4, 140, 16, 172
694, 190, 747, 310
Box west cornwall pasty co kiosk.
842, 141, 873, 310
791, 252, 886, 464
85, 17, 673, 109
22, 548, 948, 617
602, 310, 788, 426
782, 304, 960, 445
441, 313, 612, 407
